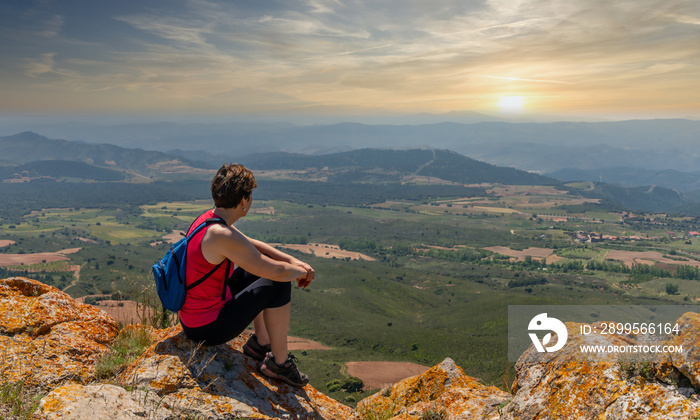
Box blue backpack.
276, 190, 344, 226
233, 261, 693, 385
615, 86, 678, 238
152, 217, 229, 312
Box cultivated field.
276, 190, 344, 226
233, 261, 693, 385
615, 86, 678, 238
0, 247, 81, 266
485, 246, 563, 264
605, 249, 700, 268
346, 361, 429, 390
75, 297, 151, 326
287, 336, 332, 351
273, 243, 376, 261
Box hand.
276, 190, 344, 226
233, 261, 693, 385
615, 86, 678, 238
292, 259, 314, 288
297, 276, 311, 288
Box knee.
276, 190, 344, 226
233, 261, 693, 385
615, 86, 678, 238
272, 281, 292, 306
279, 280, 291, 296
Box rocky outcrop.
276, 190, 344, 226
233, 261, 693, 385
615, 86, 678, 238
356, 357, 511, 420
0, 277, 119, 391
0, 276, 354, 419
37, 325, 357, 419
115, 325, 357, 420
664, 312, 700, 389
4, 277, 700, 419
500, 320, 700, 420
34, 383, 176, 420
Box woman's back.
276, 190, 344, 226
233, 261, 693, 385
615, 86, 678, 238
179, 209, 234, 328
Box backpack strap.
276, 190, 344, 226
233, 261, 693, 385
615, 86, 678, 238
184, 216, 230, 298
185, 259, 225, 291
185, 217, 226, 240
222, 260, 232, 300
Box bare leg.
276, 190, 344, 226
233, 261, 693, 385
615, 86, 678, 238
252, 313, 270, 345
262, 302, 291, 364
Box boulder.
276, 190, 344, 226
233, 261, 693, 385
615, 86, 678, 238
501, 320, 700, 420
34, 383, 175, 420
115, 325, 357, 419
8, 276, 700, 419
35, 324, 358, 419
0, 277, 119, 391
664, 312, 700, 388
356, 357, 511, 420
36, 324, 358, 419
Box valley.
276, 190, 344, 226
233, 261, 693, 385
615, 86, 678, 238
2, 139, 700, 404
2, 173, 700, 403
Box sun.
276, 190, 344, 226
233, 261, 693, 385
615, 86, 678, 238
497, 96, 525, 114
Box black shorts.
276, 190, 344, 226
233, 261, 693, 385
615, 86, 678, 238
180, 267, 292, 346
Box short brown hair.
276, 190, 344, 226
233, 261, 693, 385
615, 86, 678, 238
211, 163, 257, 208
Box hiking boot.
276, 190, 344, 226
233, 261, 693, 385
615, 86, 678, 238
242, 334, 270, 361
259, 352, 309, 387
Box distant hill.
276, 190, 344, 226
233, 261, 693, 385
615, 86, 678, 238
548, 167, 700, 193
0, 160, 127, 181
242, 148, 698, 213
0, 131, 696, 215
10, 119, 700, 172
568, 182, 688, 213
0, 132, 200, 171
241, 148, 559, 186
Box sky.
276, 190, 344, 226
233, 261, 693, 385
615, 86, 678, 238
1, 0, 699, 121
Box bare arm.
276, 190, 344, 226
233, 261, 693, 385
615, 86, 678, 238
246, 235, 296, 263
201, 225, 307, 283
244, 234, 315, 288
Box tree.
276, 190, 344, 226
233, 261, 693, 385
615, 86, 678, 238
666, 283, 679, 295
341, 377, 364, 393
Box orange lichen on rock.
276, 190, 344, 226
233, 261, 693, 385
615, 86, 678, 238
357, 358, 510, 420
117, 324, 358, 420
501, 318, 700, 420
0, 277, 119, 391
663, 312, 700, 388
11, 276, 700, 420
37, 382, 176, 420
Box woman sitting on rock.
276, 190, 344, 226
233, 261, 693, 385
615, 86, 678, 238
179, 163, 314, 387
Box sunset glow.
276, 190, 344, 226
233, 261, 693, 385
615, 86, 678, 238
498, 97, 526, 114
0, 1, 698, 120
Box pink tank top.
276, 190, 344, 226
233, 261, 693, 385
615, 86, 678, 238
178, 210, 233, 328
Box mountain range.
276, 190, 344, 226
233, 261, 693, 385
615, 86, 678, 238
0, 130, 695, 215
240, 148, 558, 186
0, 132, 556, 186
548, 167, 700, 193
3, 118, 700, 173
0, 131, 198, 171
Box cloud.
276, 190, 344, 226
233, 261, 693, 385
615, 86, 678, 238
255, 14, 371, 39
24, 52, 57, 77
307, 0, 343, 14
482, 75, 575, 85
3, 0, 699, 116
115, 0, 700, 114
114, 14, 213, 46
667, 13, 700, 25
38, 14, 64, 38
